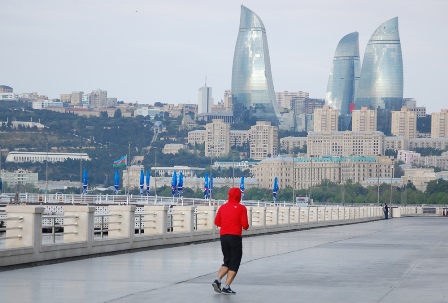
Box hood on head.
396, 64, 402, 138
228, 187, 242, 203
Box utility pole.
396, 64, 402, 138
377, 155, 380, 204
292, 153, 295, 203
45, 140, 49, 198
127, 142, 130, 195
389, 158, 394, 207
154, 147, 157, 200
309, 155, 314, 203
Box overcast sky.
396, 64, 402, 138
1, 0, 447, 114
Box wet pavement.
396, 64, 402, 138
1, 217, 448, 303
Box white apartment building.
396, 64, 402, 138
0, 169, 38, 188
0, 93, 19, 101
401, 168, 436, 191
412, 153, 448, 170
307, 131, 385, 157
251, 155, 394, 190
313, 105, 339, 132
391, 107, 417, 139
223, 90, 232, 111
397, 150, 421, 165
32, 100, 64, 109
431, 109, 448, 138
352, 107, 377, 131
248, 121, 278, 160
279, 136, 307, 153
205, 119, 230, 157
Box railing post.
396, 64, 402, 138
5, 205, 44, 250
290, 207, 299, 225
251, 206, 266, 229
63, 206, 95, 244
266, 207, 278, 226
278, 207, 290, 225
108, 205, 136, 240
143, 205, 168, 236
171, 206, 195, 233
195, 206, 217, 232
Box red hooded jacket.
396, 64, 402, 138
214, 188, 249, 236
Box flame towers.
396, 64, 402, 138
325, 32, 361, 116
355, 17, 403, 111
231, 5, 280, 125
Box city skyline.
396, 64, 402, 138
1, 0, 447, 114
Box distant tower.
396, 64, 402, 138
325, 32, 360, 116
231, 5, 280, 125
198, 80, 212, 115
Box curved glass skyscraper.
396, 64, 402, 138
325, 32, 361, 116
355, 17, 403, 111
231, 5, 280, 125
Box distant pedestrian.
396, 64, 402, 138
384, 203, 389, 219
212, 187, 249, 295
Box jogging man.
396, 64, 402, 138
212, 187, 249, 295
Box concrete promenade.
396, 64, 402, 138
1, 217, 448, 303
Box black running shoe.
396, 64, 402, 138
221, 287, 236, 295
212, 280, 221, 293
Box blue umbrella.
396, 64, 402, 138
177, 172, 183, 197
171, 171, 177, 197
114, 170, 120, 195
204, 172, 209, 199
273, 177, 279, 202
139, 170, 144, 195
82, 169, 88, 194
240, 175, 245, 197
146, 170, 150, 195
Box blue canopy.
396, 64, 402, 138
82, 169, 88, 194
273, 177, 279, 202
171, 171, 177, 197
177, 172, 183, 197
114, 170, 120, 195
146, 170, 150, 195
139, 170, 144, 195
240, 175, 245, 194
204, 173, 209, 199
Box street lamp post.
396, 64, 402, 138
309, 155, 314, 204
45, 140, 49, 199
154, 147, 157, 200
232, 151, 235, 187
292, 153, 295, 204
377, 156, 380, 204
389, 158, 394, 207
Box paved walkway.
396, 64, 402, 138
1, 217, 448, 303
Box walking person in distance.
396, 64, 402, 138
212, 187, 249, 295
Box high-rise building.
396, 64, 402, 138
71, 91, 83, 106
352, 107, 377, 132
391, 107, 417, 139
431, 109, 448, 138
355, 17, 403, 111
223, 90, 232, 111
198, 85, 212, 114
313, 106, 339, 132
276, 91, 309, 110
231, 5, 280, 125
325, 32, 360, 116
248, 121, 278, 160
205, 119, 231, 157
90, 89, 107, 108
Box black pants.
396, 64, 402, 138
220, 234, 243, 272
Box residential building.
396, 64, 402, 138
205, 119, 231, 157
391, 107, 417, 139
231, 5, 280, 125
401, 168, 436, 191
385, 136, 409, 151
409, 138, 448, 150
223, 90, 232, 111
71, 91, 83, 106
0, 85, 13, 93
279, 136, 308, 153
0, 169, 38, 188
248, 121, 278, 160
397, 150, 421, 165
352, 107, 377, 131
313, 105, 339, 132
188, 130, 206, 145
431, 109, 448, 138
276, 91, 309, 110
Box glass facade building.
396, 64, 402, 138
325, 32, 360, 116
231, 5, 280, 125
355, 17, 403, 111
